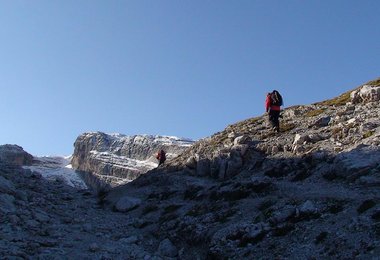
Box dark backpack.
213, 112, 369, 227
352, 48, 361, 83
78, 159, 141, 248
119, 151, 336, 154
271, 91, 283, 106
160, 150, 166, 161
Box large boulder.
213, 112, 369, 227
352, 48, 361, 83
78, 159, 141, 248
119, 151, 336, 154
114, 196, 142, 212
334, 145, 380, 181
350, 85, 380, 104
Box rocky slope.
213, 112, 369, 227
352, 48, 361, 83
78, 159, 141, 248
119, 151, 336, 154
103, 78, 380, 259
0, 160, 160, 259
2, 78, 380, 259
71, 132, 194, 187
0, 145, 184, 259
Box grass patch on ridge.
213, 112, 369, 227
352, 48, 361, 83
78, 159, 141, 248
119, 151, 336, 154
304, 108, 326, 117
317, 91, 351, 107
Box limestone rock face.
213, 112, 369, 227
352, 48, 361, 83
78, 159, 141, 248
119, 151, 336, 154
71, 132, 193, 186
0, 145, 33, 166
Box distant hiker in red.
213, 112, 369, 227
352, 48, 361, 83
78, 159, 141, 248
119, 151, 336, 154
156, 149, 166, 166
265, 90, 283, 133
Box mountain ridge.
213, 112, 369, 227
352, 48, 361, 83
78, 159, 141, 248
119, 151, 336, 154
102, 77, 380, 259
1, 77, 380, 259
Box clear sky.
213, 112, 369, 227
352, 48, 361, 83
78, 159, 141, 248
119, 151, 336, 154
0, 0, 379, 156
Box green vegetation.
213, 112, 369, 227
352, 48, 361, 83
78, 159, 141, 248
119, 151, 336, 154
317, 91, 351, 107
260, 131, 277, 140
365, 78, 380, 86
363, 130, 375, 139
280, 122, 296, 132
316, 78, 380, 107
304, 108, 326, 117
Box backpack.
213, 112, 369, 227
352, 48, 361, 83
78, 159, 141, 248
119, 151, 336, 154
157, 150, 166, 161
161, 150, 166, 161
271, 90, 283, 106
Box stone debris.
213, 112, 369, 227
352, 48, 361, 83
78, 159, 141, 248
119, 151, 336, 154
1, 79, 380, 259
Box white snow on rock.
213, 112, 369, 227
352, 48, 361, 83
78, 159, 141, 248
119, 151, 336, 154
23, 156, 87, 189
71, 132, 195, 187
93, 132, 194, 148
89, 151, 158, 171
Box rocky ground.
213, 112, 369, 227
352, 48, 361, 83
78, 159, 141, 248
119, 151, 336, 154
1, 78, 380, 259
103, 157, 380, 259
0, 162, 173, 259
103, 78, 380, 259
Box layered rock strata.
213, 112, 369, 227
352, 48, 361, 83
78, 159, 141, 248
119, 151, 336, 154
71, 132, 193, 186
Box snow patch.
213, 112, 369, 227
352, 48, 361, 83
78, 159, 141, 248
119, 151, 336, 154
23, 156, 87, 189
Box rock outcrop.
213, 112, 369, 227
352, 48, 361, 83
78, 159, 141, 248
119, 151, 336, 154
71, 132, 193, 186
103, 78, 380, 259
0, 145, 33, 166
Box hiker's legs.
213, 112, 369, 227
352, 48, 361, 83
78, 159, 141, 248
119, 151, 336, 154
269, 110, 280, 132
272, 111, 280, 132
268, 111, 274, 127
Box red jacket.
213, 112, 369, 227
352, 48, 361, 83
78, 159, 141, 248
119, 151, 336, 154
265, 94, 281, 112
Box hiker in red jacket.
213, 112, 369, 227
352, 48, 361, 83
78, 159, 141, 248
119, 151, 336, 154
156, 149, 166, 166
265, 90, 283, 133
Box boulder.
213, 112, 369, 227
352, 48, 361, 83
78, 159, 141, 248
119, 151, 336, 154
197, 158, 211, 176
218, 159, 228, 180
293, 134, 310, 145
185, 156, 197, 169
226, 154, 243, 178
233, 135, 251, 145
158, 238, 178, 257
351, 85, 380, 104
313, 116, 331, 127
114, 196, 142, 212
232, 144, 249, 156
299, 200, 317, 215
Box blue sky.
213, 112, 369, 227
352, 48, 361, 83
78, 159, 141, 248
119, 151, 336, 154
0, 0, 379, 156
